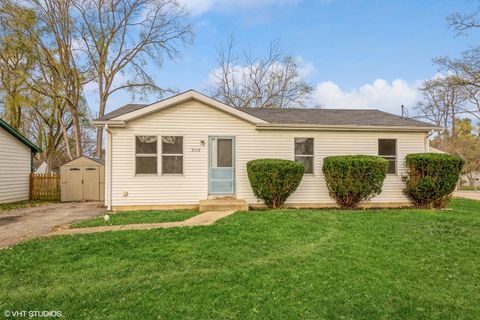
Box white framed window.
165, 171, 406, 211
294, 137, 314, 174
378, 139, 397, 174
162, 136, 183, 174
135, 136, 158, 174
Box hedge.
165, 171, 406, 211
247, 159, 304, 208
322, 155, 388, 208
404, 153, 464, 208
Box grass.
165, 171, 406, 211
460, 186, 479, 191
71, 210, 199, 228
1, 199, 479, 319
0, 200, 58, 212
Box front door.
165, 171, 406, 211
209, 137, 235, 195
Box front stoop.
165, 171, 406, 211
199, 199, 249, 211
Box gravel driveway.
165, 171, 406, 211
0, 202, 105, 249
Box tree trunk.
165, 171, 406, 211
95, 81, 107, 158
59, 121, 73, 161
72, 116, 82, 157
95, 127, 103, 158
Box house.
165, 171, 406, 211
93, 90, 440, 211
460, 172, 480, 188
0, 118, 41, 204
33, 160, 48, 174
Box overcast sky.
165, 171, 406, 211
86, 0, 480, 117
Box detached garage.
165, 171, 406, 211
60, 156, 105, 202
0, 118, 41, 203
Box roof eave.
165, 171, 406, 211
108, 91, 268, 125
0, 118, 41, 153
91, 120, 126, 127
255, 123, 443, 132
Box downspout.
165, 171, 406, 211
105, 124, 113, 211
425, 131, 435, 152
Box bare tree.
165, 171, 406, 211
209, 36, 314, 109
415, 76, 466, 138
434, 50, 480, 118
447, 7, 480, 36
432, 7, 480, 120
25, 95, 73, 172
73, 0, 193, 158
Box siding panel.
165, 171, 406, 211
0, 127, 31, 203
108, 101, 428, 207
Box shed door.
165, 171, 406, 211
66, 168, 83, 201
83, 167, 100, 200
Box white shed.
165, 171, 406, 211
0, 118, 41, 204
60, 156, 105, 202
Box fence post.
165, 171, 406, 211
29, 174, 33, 200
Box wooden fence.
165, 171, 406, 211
29, 173, 61, 201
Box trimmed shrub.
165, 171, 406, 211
322, 155, 388, 208
404, 153, 464, 209
247, 159, 304, 208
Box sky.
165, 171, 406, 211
86, 0, 480, 117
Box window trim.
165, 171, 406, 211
161, 135, 184, 175
378, 138, 398, 175
134, 135, 159, 176
294, 137, 315, 175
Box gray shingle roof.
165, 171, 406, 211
97, 101, 437, 128
97, 104, 146, 121
235, 108, 437, 128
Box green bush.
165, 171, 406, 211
322, 155, 388, 208
247, 159, 305, 208
404, 153, 464, 209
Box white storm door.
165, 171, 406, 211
209, 137, 235, 195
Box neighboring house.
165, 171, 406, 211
93, 90, 440, 211
460, 172, 480, 188
33, 160, 48, 174
0, 118, 41, 204
429, 146, 446, 154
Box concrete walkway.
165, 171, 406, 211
0, 202, 105, 249
454, 191, 480, 201
48, 210, 236, 237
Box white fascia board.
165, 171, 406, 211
110, 90, 268, 125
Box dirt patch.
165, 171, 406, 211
0, 202, 105, 249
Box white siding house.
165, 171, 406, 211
0, 118, 41, 203
93, 91, 440, 211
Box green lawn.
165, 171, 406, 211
460, 186, 479, 191
71, 210, 199, 228
1, 199, 479, 319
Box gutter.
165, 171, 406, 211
255, 123, 443, 132
91, 120, 126, 127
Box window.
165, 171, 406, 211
135, 136, 157, 174
162, 136, 183, 174
378, 139, 397, 174
217, 138, 233, 167
294, 138, 314, 174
